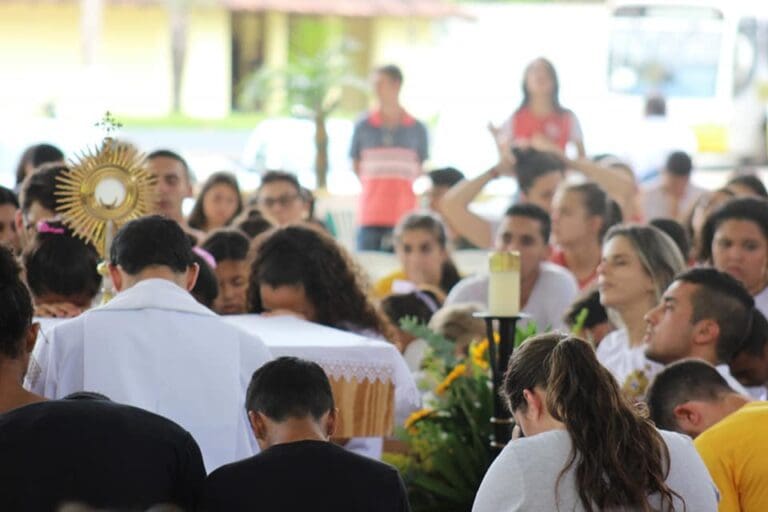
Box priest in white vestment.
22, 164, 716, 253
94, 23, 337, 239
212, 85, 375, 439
25, 216, 273, 472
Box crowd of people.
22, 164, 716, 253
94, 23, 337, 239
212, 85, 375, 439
1, 58, 768, 511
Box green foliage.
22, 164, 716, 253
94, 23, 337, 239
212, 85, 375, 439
237, 39, 364, 117
397, 317, 539, 511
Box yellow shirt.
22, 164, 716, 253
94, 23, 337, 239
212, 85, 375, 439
373, 270, 407, 298
694, 401, 768, 512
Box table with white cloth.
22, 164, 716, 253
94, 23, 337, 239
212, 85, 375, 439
224, 315, 420, 437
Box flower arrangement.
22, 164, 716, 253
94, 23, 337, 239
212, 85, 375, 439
390, 317, 539, 512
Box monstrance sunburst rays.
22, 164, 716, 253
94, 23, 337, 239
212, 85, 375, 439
56, 139, 156, 258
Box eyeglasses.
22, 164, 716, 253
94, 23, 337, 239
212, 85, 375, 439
257, 194, 300, 209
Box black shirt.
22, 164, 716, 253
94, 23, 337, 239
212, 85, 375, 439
0, 398, 206, 511
201, 440, 411, 511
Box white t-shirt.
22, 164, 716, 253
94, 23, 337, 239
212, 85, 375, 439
641, 179, 705, 221
445, 262, 578, 331
754, 286, 768, 319
596, 329, 663, 399
473, 429, 718, 512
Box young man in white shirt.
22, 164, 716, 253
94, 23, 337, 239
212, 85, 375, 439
445, 203, 578, 331
644, 267, 757, 395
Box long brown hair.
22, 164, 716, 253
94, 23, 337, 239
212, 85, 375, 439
394, 211, 461, 294
504, 334, 682, 512
247, 226, 396, 341
188, 171, 243, 231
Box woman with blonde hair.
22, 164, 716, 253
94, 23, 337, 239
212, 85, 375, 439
596, 224, 686, 398
473, 333, 717, 511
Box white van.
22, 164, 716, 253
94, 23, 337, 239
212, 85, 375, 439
607, 0, 768, 165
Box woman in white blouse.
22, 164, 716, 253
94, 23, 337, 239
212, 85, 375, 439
473, 333, 718, 512
596, 225, 686, 399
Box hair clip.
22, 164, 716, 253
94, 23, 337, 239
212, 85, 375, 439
36, 221, 66, 235
192, 247, 217, 269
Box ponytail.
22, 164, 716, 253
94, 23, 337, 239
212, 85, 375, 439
504, 334, 682, 512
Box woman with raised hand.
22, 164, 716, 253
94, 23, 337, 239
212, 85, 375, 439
473, 333, 717, 512
496, 58, 585, 157
596, 225, 685, 399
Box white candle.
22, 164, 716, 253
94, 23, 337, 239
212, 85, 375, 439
488, 251, 520, 316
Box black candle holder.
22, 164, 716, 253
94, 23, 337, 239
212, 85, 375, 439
473, 313, 528, 457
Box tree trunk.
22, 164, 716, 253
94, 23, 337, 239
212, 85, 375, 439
314, 113, 329, 190
80, 0, 103, 67
169, 1, 188, 114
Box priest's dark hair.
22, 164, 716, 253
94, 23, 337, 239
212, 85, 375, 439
0, 245, 34, 358
111, 215, 195, 275
23, 220, 101, 303
246, 357, 334, 422
201, 228, 250, 263
190, 251, 218, 309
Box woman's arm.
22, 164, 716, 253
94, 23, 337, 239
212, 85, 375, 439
439, 167, 501, 249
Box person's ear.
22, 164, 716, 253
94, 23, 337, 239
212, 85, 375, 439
325, 408, 339, 438
522, 388, 542, 419
109, 264, 124, 292
185, 263, 200, 291
693, 319, 720, 347
672, 402, 704, 437
25, 323, 40, 354
248, 411, 268, 440
14, 210, 23, 234
542, 242, 552, 261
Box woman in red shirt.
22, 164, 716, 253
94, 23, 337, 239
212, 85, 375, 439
502, 58, 586, 157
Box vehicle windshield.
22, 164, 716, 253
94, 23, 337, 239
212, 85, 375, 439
608, 5, 724, 98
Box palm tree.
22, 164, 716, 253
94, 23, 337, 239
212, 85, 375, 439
239, 41, 363, 189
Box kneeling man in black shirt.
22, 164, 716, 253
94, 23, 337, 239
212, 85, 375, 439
202, 356, 411, 511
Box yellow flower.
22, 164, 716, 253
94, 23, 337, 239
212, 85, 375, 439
435, 363, 467, 395
404, 408, 435, 430
469, 334, 499, 370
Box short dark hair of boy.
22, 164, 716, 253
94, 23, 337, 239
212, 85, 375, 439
246, 357, 334, 422
376, 64, 403, 84
110, 215, 194, 275
665, 151, 693, 177
503, 202, 552, 243
257, 171, 301, 195
674, 267, 755, 363
646, 359, 732, 432
147, 149, 191, 182
201, 228, 250, 263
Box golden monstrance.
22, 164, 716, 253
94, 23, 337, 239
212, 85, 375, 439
55, 112, 155, 301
